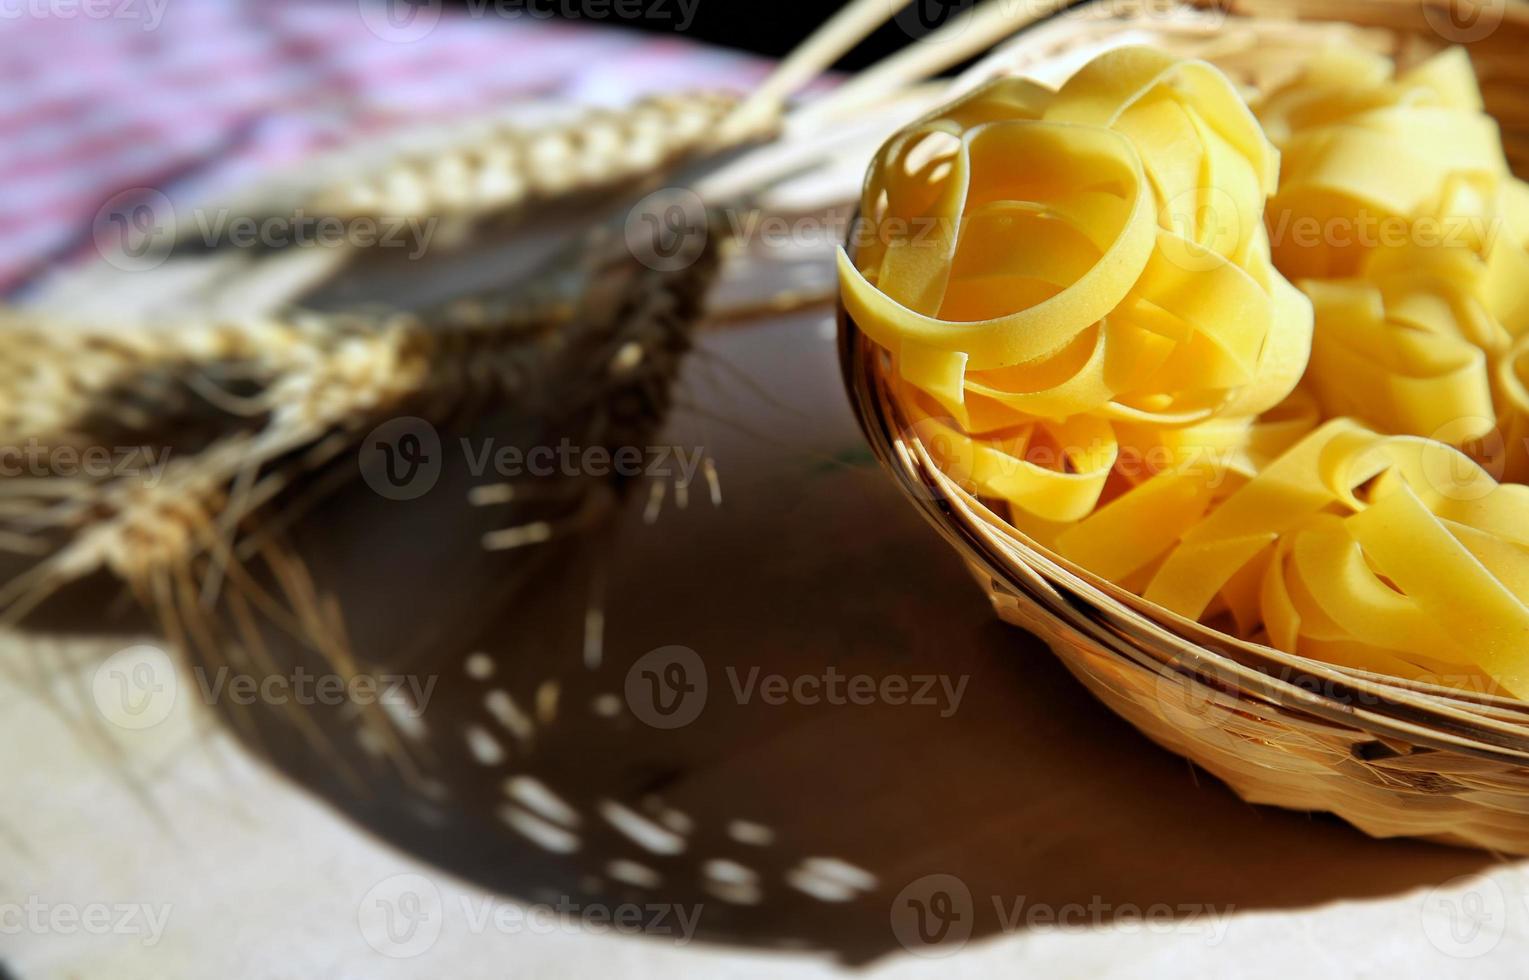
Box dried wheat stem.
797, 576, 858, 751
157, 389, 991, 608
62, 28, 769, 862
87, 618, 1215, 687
794, 0, 1077, 126
306, 91, 740, 223
717, 0, 902, 142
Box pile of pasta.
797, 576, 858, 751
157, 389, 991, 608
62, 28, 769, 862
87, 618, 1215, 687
840, 45, 1529, 697
1260, 47, 1529, 479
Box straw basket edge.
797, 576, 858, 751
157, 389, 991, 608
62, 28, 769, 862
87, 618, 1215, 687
840, 0, 1529, 854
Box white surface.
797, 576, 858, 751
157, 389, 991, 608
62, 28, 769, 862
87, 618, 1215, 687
4, 528, 1529, 978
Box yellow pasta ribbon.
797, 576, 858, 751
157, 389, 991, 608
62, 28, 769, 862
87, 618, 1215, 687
1266, 46, 1529, 462
1499, 332, 1529, 484
1300, 270, 1497, 446
840, 47, 1313, 523
1144, 419, 1529, 696
1260, 46, 1511, 281
841, 45, 1529, 698
1240, 47, 1529, 695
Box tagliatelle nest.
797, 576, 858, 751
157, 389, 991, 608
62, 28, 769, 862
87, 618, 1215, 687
841, 47, 1313, 526
837, 0, 1529, 856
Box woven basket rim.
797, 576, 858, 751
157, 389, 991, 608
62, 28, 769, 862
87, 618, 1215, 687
844, 308, 1529, 761
840, 310, 1529, 763
835, 0, 1529, 760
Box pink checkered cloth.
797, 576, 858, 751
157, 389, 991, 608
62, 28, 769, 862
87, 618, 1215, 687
0, 1, 774, 295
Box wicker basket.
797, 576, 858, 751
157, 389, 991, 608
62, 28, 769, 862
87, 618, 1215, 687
841, 0, 1529, 854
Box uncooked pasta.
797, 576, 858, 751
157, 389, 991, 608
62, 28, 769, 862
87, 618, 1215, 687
840, 44, 1529, 697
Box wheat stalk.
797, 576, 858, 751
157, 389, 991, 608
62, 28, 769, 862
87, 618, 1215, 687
314, 91, 741, 221
2, 208, 724, 773
2, 0, 1065, 779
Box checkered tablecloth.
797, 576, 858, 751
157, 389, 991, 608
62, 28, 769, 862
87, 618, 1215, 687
0, 0, 773, 295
